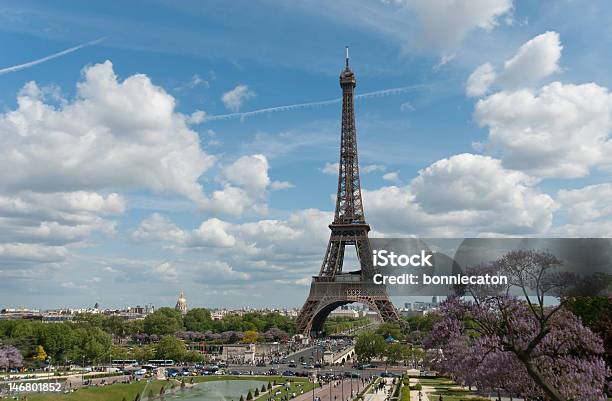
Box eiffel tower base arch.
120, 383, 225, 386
296, 279, 400, 336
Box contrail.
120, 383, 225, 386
0, 37, 106, 76
201, 84, 431, 122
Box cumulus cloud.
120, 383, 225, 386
0, 61, 215, 204
221, 84, 255, 112
466, 31, 562, 97
132, 208, 332, 282
466, 62, 496, 97
552, 184, 612, 236
366, 154, 557, 236
498, 31, 562, 89
474, 82, 612, 178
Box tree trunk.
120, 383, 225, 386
522, 359, 566, 401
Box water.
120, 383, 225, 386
165, 379, 269, 401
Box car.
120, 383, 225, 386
268, 369, 278, 375
229, 370, 241, 375
288, 363, 297, 368
282, 370, 295, 376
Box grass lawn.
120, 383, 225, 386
20, 375, 302, 401
255, 377, 315, 401
415, 376, 489, 401
25, 379, 172, 401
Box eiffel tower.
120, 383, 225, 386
296, 48, 401, 336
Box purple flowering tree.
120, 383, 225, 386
0, 345, 23, 371
424, 250, 610, 401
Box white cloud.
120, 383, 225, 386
187, 110, 206, 124
362, 164, 387, 173
466, 32, 562, 97
190, 219, 237, 248
365, 154, 557, 236
552, 184, 612, 236
400, 102, 415, 112
382, 171, 401, 183
221, 84, 255, 112
321, 162, 339, 175
391, 0, 513, 50
466, 62, 496, 97
498, 31, 562, 89
270, 181, 294, 190
222, 154, 270, 194
0, 61, 215, 205
475, 82, 612, 178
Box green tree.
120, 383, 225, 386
143, 308, 183, 335
155, 335, 186, 361
183, 308, 213, 332
103, 315, 129, 338
355, 331, 385, 362
247, 390, 253, 400
132, 345, 155, 364
383, 342, 405, 367
375, 323, 403, 341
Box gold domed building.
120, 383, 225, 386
175, 291, 188, 315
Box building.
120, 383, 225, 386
175, 291, 188, 315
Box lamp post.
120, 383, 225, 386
329, 368, 333, 401
312, 373, 315, 401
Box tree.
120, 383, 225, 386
355, 331, 385, 362
425, 250, 609, 401
375, 323, 403, 341
143, 308, 183, 335
566, 295, 612, 367
243, 330, 260, 343
132, 345, 155, 364
155, 336, 186, 361
383, 342, 405, 367
247, 390, 253, 400
35, 345, 47, 362
0, 345, 23, 370
183, 308, 213, 332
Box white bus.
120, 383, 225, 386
111, 359, 138, 367
148, 359, 174, 366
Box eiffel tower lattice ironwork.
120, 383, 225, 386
296, 48, 401, 336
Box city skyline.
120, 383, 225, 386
0, 0, 611, 308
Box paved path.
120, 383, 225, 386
409, 378, 430, 401
292, 378, 367, 401
365, 378, 393, 401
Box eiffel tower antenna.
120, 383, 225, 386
345, 46, 349, 68
295, 49, 401, 336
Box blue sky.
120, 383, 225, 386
0, 0, 610, 309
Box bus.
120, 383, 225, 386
111, 359, 138, 367
147, 359, 174, 367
